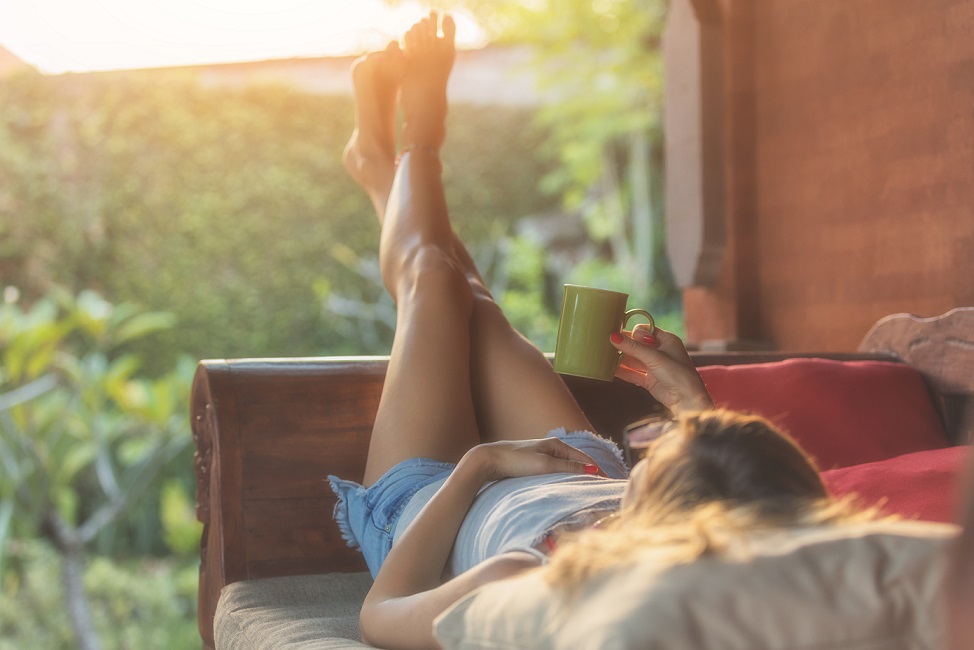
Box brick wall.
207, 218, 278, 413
686, 0, 974, 350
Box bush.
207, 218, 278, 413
0, 72, 560, 368
0, 541, 198, 650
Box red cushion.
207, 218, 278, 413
822, 446, 970, 523
698, 359, 950, 470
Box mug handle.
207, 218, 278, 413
623, 309, 655, 334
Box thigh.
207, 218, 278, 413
470, 297, 594, 443
365, 256, 480, 486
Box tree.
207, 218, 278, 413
408, 0, 677, 309
0, 71, 561, 362
0, 288, 191, 650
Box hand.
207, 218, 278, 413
609, 325, 714, 415
465, 438, 601, 483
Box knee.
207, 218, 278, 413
470, 287, 504, 323
467, 276, 495, 304
397, 245, 472, 309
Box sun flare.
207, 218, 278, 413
0, 0, 486, 74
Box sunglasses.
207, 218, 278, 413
622, 415, 677, 468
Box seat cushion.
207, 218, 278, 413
434, 521, 957, 650
698, 359, 950, 470
215, 572, 373, 650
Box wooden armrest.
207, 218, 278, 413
192, 358, 385, 649
859, 307, 974, 445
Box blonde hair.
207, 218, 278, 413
545, 409, 879, 589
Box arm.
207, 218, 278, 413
359, 438, 597, 649
610, 325, 714, 414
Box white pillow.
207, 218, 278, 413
434, 521, 957, 650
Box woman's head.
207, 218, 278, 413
545, 409, 870, 589
623, 409, 827, 520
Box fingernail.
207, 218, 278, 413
642, 335, 661, 348
583, 463, 599, 475
609, 332, 624, 344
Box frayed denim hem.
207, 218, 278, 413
326, 475, 362, 551
547, 427, 629, 479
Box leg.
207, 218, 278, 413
344, 18, 592, 471
363, 14, 479, 486
450, 243, 593, 440
343, 41, 404, 221
466, 281, 594, 441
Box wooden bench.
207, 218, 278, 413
191, 308, 974, 649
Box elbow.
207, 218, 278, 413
359, 601, 395, 649
358, 625, 374, 647
358, 606, 379, 647
359, 599, 440, 650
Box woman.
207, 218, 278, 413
331, 13, 854, 649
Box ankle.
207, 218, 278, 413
396, 143, 440, 163
400, 116, 446, 152
396, 144, 443, 172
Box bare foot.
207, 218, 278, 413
400, 11, 456, 151
343, 41, 404, 195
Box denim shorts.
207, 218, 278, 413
327, 428, 628, 578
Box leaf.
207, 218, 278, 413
0, 424, 28, 490
117, 379, 151, 415
117, 436, 154, 467
73, 289, 113, 338
56, 443, 97, 485
0, 498, 13, 577
113, 311, 177, 346
160, 480, 203, 555
104, 354, 142, 399
53, 486, 79, 527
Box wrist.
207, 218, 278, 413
456, 446, 497, 485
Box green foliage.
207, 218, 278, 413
0, 541, 198, 650
510, 1, 666, 196
432, 0, 680, 317
497, 237, 560, 350
0, 33, 679, 359
0, 287, 195, 648
0, 286, 192, 569
159, 480, 203, 557
434, 0, 665, 192
0, 72, 560, 364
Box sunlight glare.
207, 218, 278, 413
0, 0, 487, 73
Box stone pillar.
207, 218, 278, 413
663, 0, 730, 343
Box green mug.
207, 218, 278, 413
553, 285, 655, 381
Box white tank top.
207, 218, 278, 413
393, 473, 627, 577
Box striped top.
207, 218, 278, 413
393, 471, 627, 578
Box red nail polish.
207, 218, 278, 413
609, 332, 624, 344
583, 464, 599, 475
642, 335, 661, 348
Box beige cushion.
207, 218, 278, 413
434, 521, 957, 650
215, 572, 373, 650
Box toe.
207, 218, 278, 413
404, 25, 418, 51
442, 15, 456, 44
